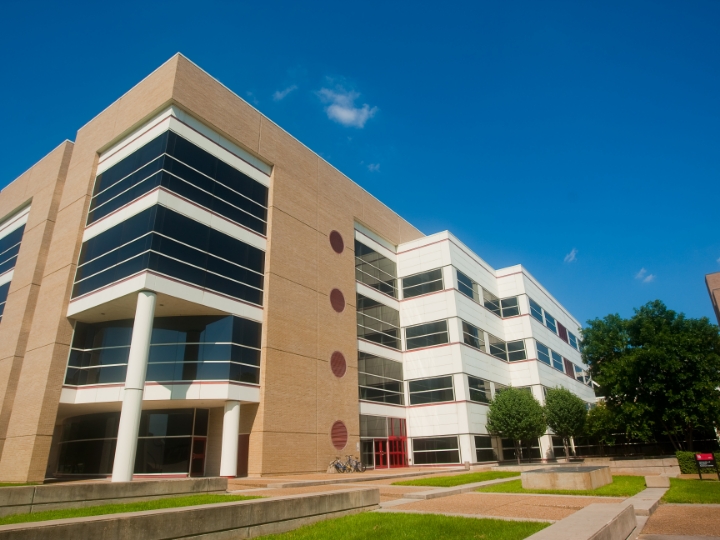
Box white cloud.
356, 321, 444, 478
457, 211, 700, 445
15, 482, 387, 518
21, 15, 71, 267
367, 163, 380, 172
317, 86, 378, 128
245, 91, 259, 106
635, 268, 655, 283
273, 85, 297, 101
564, 248, 578, 263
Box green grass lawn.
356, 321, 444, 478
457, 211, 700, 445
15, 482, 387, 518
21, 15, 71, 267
476, 475, 645, 497
662, 478, 720, 504
393, 471, 520, 487
0, 494, 261, 526
261, 512, 549, 539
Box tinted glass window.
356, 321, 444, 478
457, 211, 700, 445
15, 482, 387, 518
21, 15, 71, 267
405, 320, 449, 350
468, 376, 491, 404
402, 269, 444, 299
529, 298, 544, 323
462, 321, 485, 351
358, 352, 404, 405
355, 240, 397, 298
73, 206, 265, 304
456, 271, 479, 302
88, 131, 268, 234
356, 294, 401, 349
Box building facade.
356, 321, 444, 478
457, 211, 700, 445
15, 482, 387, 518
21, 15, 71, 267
707, 272, 720, 325
0, 55, 594, 482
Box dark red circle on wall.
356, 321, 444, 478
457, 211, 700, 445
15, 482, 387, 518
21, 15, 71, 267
330, 351, 347, 378
329, 230, 344, 254
331, 421, 348, 450
330, 289, 345, 313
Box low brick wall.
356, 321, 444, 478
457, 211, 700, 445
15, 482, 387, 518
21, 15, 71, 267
0, 487, 379, 540
0, 478, 227, 517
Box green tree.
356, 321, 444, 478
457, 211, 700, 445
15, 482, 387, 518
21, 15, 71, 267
487, 388, 546, 464
585, 402, 620, 452
583, 300, 720, 451
545, 388, 587, 460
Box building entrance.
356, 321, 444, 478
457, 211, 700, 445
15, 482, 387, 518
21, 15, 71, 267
361, 417, 408, 469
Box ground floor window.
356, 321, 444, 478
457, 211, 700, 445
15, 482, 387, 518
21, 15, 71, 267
474, 435, 500, 462
501, 438, 541, 461
56, 408, 208, 476
360, 415, 407, 468
412, 436, 460, 464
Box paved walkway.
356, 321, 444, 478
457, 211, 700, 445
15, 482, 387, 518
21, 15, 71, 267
639, 505, 720, 538
380, 492, 623, 521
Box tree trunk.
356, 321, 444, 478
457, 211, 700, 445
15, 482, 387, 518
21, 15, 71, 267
515, 440, 521, 465
686, 426, 694, 452
563, 437, 570, 461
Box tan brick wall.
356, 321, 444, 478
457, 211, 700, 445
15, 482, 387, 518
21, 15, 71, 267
707, 273, 720, 325
0, 54, 424, 480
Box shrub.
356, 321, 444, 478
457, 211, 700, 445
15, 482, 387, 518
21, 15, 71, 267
676, 451, 720, 474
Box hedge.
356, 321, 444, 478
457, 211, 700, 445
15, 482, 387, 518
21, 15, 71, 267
676, 451, 720, 474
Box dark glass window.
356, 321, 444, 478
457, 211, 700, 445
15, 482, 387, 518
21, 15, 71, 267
488, 334, 508, 361
65, 316, 261, 387
402, 269, 443, 299
568, 332, 579, 350
56, 409, 208, 475
501, 438, 541, 461
544, 312, 558, 334
507, 340, 527, 361
468, 376, 491, 404
360, 415, 389, 438
551, 350, 564, 371
408, 376, 454, 404
456, 271, 479, 302
483, 289, 501, 316
405, 320, 449, 350
461, 321, 485, 351
536, 341, 551, 366
89, 132, 268, 235
358, 353, 404, 405
475, 435, 498, 462
356, 294, 401, 349
0, 281, 11, 321
72, 206, 265, 304
0, 225, 24, 276
355, 240, 397, 298
500, 297, 520, 317
529, 298, 544, 323
412, 436, 460, 464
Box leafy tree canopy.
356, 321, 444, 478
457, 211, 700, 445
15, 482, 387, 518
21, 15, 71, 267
487, 387, 546, 463
582, 300, 720, 450
585, 402, 620, 446
545, 387, 587, 458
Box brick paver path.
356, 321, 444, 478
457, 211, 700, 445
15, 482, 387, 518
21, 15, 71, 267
641, 505, 720, 538
388, 492, 623, 521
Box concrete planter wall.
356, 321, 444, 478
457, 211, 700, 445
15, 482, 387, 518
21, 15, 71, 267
0, 488, 379, 540
0, 478, 227, 517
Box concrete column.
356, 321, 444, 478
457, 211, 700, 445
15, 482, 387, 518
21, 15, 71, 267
111, 291, 157, 482
219, 401, 241, 477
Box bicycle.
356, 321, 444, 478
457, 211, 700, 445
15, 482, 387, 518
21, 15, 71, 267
329, 457, 352, 473
344, 455, 366, 473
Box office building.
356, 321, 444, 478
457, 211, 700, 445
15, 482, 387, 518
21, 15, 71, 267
0, 55, 594, 482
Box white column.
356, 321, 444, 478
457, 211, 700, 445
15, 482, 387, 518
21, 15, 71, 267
111, 291, 157, 482
219, 401, 241, 477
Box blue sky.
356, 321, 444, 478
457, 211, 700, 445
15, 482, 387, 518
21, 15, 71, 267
1, 0, 718, 325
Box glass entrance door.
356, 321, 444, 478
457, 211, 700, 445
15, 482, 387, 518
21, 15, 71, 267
374, 439, 388, 468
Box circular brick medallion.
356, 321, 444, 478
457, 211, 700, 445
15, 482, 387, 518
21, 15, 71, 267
330, 289, 345, 313
329, 230, 344, 254
330, 351, 347, 378
331, 421, 348, 450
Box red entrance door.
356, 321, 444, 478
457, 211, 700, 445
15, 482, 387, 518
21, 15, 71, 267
374, 440, 388, 468
388, 418, 408, 467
